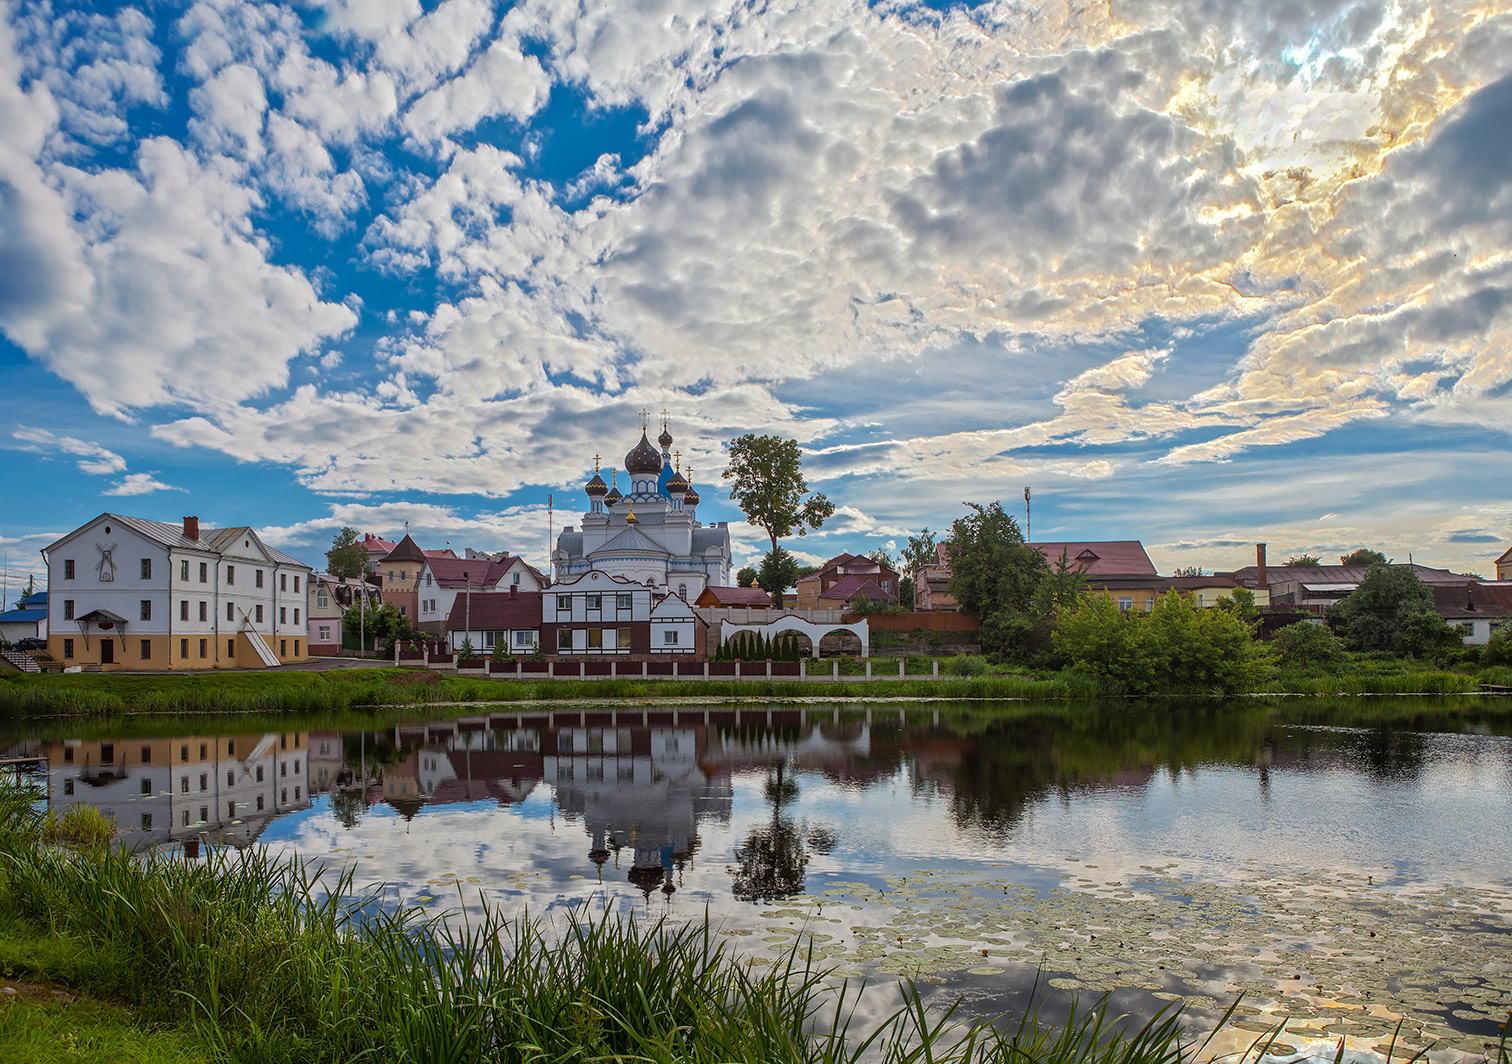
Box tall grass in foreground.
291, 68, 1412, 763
2, 783, 1260, 1064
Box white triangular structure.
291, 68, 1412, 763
240, 621, 280, 667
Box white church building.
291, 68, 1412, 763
552, 416, 732, 600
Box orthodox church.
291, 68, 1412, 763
552, 415, 733, 599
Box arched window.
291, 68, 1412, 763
678, 583, 687, 599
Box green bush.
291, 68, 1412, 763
943, 654, 991, 677
1271, 621, 1346, 669
1482, 625, 1512, 668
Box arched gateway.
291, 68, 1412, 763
720, 613, 869, 658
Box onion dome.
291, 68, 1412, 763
658, 420, 673, 450
604, 469, 623, 507
682, 470, 700, 506
586, 454, 608, 496
624, 431, 663, 475
625, 502, 639, 525
666, 463, 688, 494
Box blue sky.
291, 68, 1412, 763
3, 0, 1511, 594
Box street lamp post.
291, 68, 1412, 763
464, 570, 471, 655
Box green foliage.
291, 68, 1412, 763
1482, 624, 1512, 668
1173, 566, 1205, 577
1213, 586, 1259, 627
736, 566, 758, 588
1053, 592, 1260, 695
1340, 547, 1388, 566
1285, 554, 1322, 567
946, 502, 1052, 660
324, 526, 370, 580
849, 594, 906, 616
756, 546, 800, 602
943, 654, 991, 676
1326, 564, 1437, 652
488, 640, 513, 665
457, 637, 476, 660
722, 434, 835, 607
1270, 621, 1346, 669
902, 529, 937, 576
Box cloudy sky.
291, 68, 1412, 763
3, 0, 1510, 589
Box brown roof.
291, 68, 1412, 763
1032, 541, 1157, 577
426, 556, 513, 588
382, 534, 427, 564
1431, 583, 1512, 620
1498, 546, 1512, 564
696, 586, 772, 607
445, 590, 543, 630
817, 576, 891, 604
1169, 575, 1240, 590
1232, 563, 1469, 587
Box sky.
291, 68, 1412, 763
2, 0, 1510, 594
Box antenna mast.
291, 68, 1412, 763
1023, 486, 1031, 543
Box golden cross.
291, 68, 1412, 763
639, 408, 650, 431
593, 453, 601, 472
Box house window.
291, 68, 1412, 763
63, 638, 73, 658
280, 573, 287, 592
199, 601, 207, 621
280, 607, 287, 624
425, 572, 432, 586
319, 626, 331, 641
199, 807, 207, 823
180, 560, 189, 581
141, 600, 152, 621
616, 593, 633, 610
180, 638, 188, 659
227, 602, 235, 621
558, 629, 573, 651
280, 639, 287, 657
198, 638, 207, 658
227, 802, 235, 819
199, 773, 207, 790
256, 766, 264, 782
387, 570, 394, 583
1118, 598, 1133, 612
255, 605, 263, 623
181, 776, 189, 793
398, 606, 405, 616
227, 639, 234, 658
181, 600, 189, 621
141, 745, 151, 762
514, 630, 532, 647
63, 599, 74, 620
317, 590, 328, 609
293, 577, 299, 592
227, 740, 234, 755
400, 570, 407, 581
557, 596, 571, 611
255, 570, 264, 589
199, 562, 207, 582
585, 594, 601, 610
1145, 597, 1155, 611
618, 629, 632, 650
64, 559, 75, 579
141, 558, 152, 579
141, 777, 152, 795
587, 629, 603, 650
511, 573, 519, 585
664, 630, 679, 645
227, 772, 234, 787
180, 744, 187, 761
226, 565, 235, 585
140, 639, 151, 660
678, 583, 687, 599
294, 786, 300, 800
141, 814, 152, 831
64, 779, 74, 795
182, 810, 189, 827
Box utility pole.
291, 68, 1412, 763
1024, 486, 1032, 543
547, 493, 554, 583
463, 570, 471, 653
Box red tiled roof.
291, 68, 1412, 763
426, 556, 513, 588
423, 549, 458, 559
445, 591, 542, 630
1497, 546, 1512, 564
817, 576, 891, 604
1032, 541, 1157, 577
697, 586, 772, 607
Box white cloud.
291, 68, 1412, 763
103, 472, 180, 496
11, 427, 126, 476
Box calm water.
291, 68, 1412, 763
6, 699, 1511, 1056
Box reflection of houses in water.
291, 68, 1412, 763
378, 725, 544, 821
9, 732, 311, 850
546, 725, 732, 898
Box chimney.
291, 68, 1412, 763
510, 584, 518, 597
1256, 543, 1267, 588
183, 516, 199, 541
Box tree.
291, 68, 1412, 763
1285, 554, 1322, 567
1326, 563, 1436, 651
736, 566, 758, 588
1214, 586, 1259, 627
1483, 625, 1512, 668
1271, 621, 1346, 669
757, 547, 801, 602
1173, 566, 1206, 577
723, 435, 835, 608
1053, 591, 1260, 695
945, 502, 1051, 659
1340, 548, 1388, 567
898, 529, 936, 611
326, 526, 370, 579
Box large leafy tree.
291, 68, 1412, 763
897, 528, 937, 609
1340, 548, 1388, 566
1326, 563, 1443, 652
326, 526, 370, 579
723, 435, 834, 607
756, 546, 801, 602
945, 502, 1051, 657
1285, 554, 1323, 567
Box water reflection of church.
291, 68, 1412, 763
7, 732, 313, 851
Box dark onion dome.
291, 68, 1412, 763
665, 465, 688, 493
682, 475, 700, 506
604, 484, 622, 506
624, 431, 663, 475
658, 423, 673, 450
585, 470, 607, 497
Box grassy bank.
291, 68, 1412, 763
0, 786, 1235, 1064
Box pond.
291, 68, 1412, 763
5, 697, 1510, 1059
